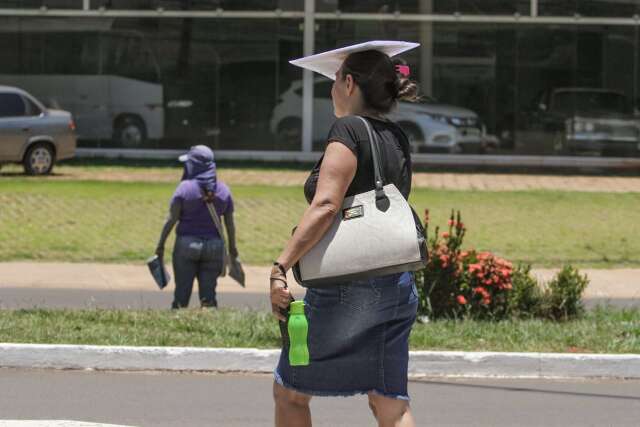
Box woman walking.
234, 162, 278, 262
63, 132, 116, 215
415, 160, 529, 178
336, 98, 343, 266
270, 42, 421, 427
156, 145, 238, 309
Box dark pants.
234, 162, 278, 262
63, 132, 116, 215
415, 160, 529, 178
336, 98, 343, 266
172, 235, 224, 309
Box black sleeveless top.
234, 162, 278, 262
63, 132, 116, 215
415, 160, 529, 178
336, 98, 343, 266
304, 116, 413, 204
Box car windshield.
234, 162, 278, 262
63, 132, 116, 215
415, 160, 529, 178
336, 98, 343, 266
552, 91, 630, 115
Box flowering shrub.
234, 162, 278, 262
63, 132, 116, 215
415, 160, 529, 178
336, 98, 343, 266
421, 210, 514, 319
417, 210, 587, 321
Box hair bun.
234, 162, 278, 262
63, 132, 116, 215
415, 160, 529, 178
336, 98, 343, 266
391, 57, 419, 102
395, 77, 419, 102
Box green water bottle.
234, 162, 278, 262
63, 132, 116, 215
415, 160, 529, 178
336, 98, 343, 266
287, 301, 309, 366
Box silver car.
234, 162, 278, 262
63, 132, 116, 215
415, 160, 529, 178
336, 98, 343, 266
270, 79, 487, 153
0, 85, 76, 175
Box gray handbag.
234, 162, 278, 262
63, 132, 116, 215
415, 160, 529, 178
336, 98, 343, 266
293, 116, 427, 288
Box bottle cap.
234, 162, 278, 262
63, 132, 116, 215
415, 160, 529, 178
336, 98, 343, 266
290, 300, 305, 314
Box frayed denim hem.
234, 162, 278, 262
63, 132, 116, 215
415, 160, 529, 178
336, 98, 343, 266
273, 369, 410, 401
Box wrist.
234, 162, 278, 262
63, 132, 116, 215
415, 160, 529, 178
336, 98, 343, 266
272, 261, 288, 275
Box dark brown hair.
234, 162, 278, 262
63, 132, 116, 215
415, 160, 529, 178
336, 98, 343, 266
340, 50, 419, 114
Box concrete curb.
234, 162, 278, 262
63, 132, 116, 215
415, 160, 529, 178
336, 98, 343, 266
2, 344, 640, 379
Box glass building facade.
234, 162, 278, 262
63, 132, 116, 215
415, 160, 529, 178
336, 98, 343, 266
1, 1, 640, 158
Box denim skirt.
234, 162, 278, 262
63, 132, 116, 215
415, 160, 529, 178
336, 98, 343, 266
274, 271, 418, 400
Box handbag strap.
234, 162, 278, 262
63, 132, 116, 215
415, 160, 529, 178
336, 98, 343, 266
205, 199, 230, 275
356, 116, 386, 200
206, 201, 226, 246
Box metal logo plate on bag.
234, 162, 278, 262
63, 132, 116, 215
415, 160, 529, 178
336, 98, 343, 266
342, 205, 364, 220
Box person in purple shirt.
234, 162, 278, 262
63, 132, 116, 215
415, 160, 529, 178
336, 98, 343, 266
155, 145, 238, 309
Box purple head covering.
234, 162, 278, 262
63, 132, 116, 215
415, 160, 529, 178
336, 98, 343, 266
179, 145, 217, 194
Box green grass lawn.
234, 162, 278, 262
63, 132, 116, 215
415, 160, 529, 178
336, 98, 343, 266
0, 307, 638, 353
0, 179, 639, 267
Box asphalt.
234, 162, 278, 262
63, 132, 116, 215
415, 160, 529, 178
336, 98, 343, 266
1, 369, 639, 427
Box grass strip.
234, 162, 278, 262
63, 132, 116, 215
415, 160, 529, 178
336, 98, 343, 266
0, 307, 638, 354
1, 179, 639, 267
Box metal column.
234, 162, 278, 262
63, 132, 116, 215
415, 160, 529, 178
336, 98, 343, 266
302, 0, 315, 152
531, 0, 538, 17
419, 0, 434, 96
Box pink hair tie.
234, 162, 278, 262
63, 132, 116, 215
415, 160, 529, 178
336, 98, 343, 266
395, 65, 410, 77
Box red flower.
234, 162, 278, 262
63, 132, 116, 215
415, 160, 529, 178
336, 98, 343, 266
448, 219, 455, 226
456, 222, 465, 229
442, 232, 450, 239
439, 254, 450, 269
468, 263, 482, 273
477, 252, 492, 261
456, 295, 468, 305
499, 268, 512, 278
473, 286, 488, 295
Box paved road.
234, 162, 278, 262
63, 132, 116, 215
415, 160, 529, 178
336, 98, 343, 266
1, 369, 639, 426
0, 288, 271, 310
1, 287, 638, 311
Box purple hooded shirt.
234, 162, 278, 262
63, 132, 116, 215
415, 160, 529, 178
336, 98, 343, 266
171, 180, 233, 239
171, 145, 233, 239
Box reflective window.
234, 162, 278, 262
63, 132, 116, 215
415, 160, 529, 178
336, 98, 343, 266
0, 16, 302, 150
539, 1, 640, 17
431, 1, 530, 15
2, 8, 639, 158
24, 96, 43, 115
90, 1, 299, 11
317, 0, 530, 14
552, 90, 631, 115
0, 93, 26, 117
0, 1, 82, 8
316, 20, 640, 157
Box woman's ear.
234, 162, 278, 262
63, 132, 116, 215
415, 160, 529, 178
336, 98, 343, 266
345, 74, 356, 96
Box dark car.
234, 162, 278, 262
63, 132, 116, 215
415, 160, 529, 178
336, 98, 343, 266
515, 88, 640, 156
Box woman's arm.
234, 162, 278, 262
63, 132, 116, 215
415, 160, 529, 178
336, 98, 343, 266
155, 199, 181, 257
277, 142, 357, 270
270, 142, 357, 320
223, 211, 239, 258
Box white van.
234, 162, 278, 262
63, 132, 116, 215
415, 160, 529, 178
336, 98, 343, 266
0, 29, 164, 147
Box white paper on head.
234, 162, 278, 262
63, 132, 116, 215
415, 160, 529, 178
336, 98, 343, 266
289, 40, 420, 80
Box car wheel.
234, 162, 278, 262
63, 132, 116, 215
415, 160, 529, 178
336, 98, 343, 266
114, 116, 147, 148
276, 118, 302, 150
398, 122, 424, 153
23, 143, 55, 176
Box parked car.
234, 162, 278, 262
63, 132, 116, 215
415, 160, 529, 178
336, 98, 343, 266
0, 85, 76, 175
270, 79, 487, 153
516, 87, 640, 156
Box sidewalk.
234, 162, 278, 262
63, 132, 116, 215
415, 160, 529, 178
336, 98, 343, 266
1, 261, 639, 300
